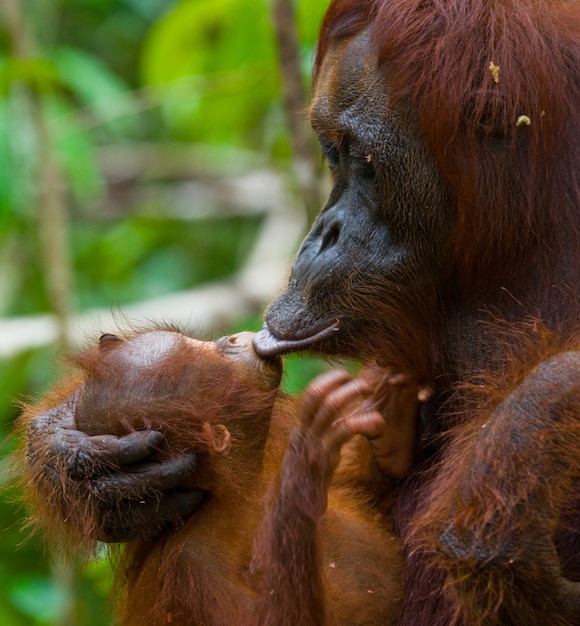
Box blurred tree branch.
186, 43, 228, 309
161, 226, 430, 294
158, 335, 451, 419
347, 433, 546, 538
271, 0, 322, 221
0, 170, 307, 358
2, 4, 76, 622
2, 0, 72, 356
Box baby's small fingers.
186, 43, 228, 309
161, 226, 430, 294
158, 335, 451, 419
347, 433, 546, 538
300, 369, 353, 427
327, 410, 385, 450
387, 372, 412, 386
356, 365, 386, 388
311, 379, 373, 437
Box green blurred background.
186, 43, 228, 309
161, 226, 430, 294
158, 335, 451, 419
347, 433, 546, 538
0, 1, 333, 623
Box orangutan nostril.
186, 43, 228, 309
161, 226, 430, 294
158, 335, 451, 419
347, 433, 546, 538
319, 223, 341, 253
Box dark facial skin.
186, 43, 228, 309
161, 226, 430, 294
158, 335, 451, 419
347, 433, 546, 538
254, 33, 453, 370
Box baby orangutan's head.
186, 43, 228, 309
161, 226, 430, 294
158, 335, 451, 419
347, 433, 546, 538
73, 329, 283, 461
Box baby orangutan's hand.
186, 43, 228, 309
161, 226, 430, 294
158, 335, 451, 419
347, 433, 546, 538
355, 364, 434, 479
279, 369, 385, 520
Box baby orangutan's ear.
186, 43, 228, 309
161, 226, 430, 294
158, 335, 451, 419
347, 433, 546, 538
202, 423, 231, 455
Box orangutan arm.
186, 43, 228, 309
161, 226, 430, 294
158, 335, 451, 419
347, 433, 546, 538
426, 352, 580, 625
250, 370, 384, 626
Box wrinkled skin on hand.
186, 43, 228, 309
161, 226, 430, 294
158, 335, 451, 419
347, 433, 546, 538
26, 390, 203, 543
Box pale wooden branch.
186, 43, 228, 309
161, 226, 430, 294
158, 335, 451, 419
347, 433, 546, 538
0, 186, 306, 358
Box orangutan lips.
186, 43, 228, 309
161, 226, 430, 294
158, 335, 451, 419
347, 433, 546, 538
253, 320, 340, 357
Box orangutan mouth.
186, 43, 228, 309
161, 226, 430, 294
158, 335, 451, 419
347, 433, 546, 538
253, 320, 340, 357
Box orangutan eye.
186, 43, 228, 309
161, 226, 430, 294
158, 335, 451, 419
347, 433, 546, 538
470, 89, 508, 139
320, 141, 340, 170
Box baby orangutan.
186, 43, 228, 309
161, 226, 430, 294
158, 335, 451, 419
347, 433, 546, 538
18, 328, 429, 626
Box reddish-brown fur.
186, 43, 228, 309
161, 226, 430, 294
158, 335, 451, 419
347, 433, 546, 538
252, 1, 580, 625
16, 329, 412, 625
16, 1, 580, 624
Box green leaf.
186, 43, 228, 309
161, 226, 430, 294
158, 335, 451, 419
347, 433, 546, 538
8, 576, 69, 622
141, 0, 274, 84
296, 1, 329, 48
52, 46, 135, 135
53, 47, 129, 109
140, 0, 279, 145
44, 95, 105, 206
0, 58, 60, 95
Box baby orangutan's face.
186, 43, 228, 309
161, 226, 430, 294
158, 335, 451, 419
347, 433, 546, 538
212, 331, 283, 388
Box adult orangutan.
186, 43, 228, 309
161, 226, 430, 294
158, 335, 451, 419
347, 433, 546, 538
21, 0, 580, 624
19, 328, 426, 625
252, 1, 580, 624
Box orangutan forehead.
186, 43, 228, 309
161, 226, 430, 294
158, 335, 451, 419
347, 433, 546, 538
310, 32, 389, 145
312, 33, 372, 120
